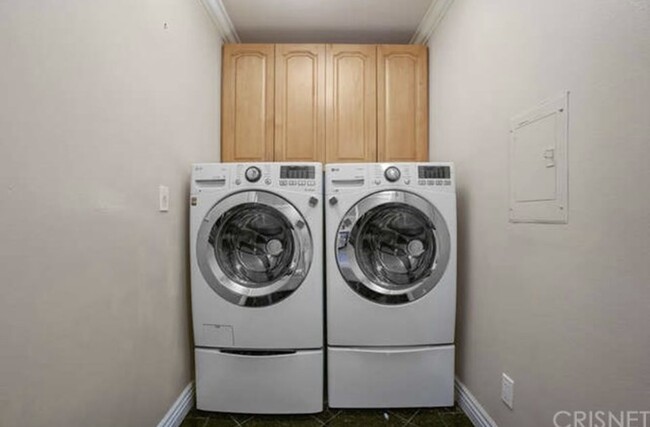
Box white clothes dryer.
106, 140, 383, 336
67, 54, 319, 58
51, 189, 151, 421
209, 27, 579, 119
325, 163, 457, 408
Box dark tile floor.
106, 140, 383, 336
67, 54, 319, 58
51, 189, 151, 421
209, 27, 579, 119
182, 405, 473, 426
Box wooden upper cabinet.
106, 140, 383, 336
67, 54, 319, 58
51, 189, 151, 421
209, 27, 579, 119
377, 45, 428, 162
221, 43, 428, 163
326, 45, 377, 163
221, 44, 274, 162
274, 45, 326, 162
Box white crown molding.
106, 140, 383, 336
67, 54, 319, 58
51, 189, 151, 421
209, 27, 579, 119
198, 0, 240, 43
455, 377, 499, 427
156, 382, 195, 427
410, 0, 455, 44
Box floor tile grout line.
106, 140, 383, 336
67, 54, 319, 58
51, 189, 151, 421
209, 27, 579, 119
404, 416, 414, 426
321, 409, 341, 424
310, 414, 326, 426
331, 409, 342, 421
406, 409, 420, 423
403, 409, 421, 426
389, 410, 414, 423
228, 414, 241, 426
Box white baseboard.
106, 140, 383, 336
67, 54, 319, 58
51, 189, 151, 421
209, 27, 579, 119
455, 377, 498, 427
157, 382, 195, 427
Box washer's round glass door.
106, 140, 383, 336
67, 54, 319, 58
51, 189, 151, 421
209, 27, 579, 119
196, 191, 312, 307
336, 191, 450, 305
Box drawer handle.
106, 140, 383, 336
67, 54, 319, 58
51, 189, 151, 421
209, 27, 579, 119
219, 350, 297, 356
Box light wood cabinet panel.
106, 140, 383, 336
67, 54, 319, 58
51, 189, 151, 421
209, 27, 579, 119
377, 45, 428, 162
325, 44, 377, 163
221, 43, 429, 163
274, 44, 326, 162
221, 44, 274, 162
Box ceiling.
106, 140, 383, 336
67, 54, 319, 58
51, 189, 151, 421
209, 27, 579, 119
221, 0, 434, 44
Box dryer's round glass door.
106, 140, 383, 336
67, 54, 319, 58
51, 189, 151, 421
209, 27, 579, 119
196, 191, 312, 307
336, 191, 450, 305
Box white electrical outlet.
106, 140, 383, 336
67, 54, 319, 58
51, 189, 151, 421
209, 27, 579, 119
501, 373, 514, 409
159, 185, 169, 212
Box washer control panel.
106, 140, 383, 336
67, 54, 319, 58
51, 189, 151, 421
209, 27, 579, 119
327, 163, 455, 194
192, 163, 322, 195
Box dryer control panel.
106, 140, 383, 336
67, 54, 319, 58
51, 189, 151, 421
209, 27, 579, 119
326, 163, 455, 194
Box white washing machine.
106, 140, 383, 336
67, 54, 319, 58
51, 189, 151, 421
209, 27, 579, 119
190, 162, 323, 414
325, 163, 457, 408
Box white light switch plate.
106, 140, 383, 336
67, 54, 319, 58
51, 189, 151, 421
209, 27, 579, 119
159, 185, 169, 212
501, 373, 514, 409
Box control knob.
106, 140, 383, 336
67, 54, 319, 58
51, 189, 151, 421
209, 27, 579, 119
245, 166, 261, 182
384, 166, 401, 182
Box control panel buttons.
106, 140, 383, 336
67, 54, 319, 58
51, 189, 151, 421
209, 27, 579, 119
264, 178, 272, 185
279, 180, 287, 186
235, 179, 241, 185
384, 166, 401, 182
374, 179, 381, 185
245, 166, 262, 183
418, 180, 426, 185
404, 178, 411, 185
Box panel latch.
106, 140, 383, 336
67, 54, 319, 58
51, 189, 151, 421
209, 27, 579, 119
543, 147, 556, 168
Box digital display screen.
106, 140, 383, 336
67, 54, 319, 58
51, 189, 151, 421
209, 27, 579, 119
418, 166, 451, 179
280, 166, 316, 179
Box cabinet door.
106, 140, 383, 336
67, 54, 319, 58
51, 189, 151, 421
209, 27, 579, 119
377, 45, 428, 162
326, 45, 377, 163
221, 44, 274, 162
274, 44, 326, 162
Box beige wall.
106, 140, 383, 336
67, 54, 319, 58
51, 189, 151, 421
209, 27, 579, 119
0, 0, 222, 426
428, 0, 650, 425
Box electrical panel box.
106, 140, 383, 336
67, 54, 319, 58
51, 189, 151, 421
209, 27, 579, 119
509, 92, 568, 223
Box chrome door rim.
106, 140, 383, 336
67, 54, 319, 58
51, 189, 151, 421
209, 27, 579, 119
336, 190, 450, 305
196, 190, 312, 307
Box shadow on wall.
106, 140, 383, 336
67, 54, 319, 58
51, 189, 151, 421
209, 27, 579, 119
453, 183, 474, 381
185, 172, 196, 375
